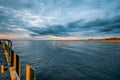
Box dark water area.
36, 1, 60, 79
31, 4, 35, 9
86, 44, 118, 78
12, 40, 120, 80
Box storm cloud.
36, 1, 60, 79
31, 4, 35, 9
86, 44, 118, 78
0, 0, 120, 39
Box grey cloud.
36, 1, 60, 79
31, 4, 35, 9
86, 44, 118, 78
25, 15, 120, 37
0, 0, 120, 38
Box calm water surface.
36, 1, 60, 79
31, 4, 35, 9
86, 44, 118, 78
12, 40, 120, 80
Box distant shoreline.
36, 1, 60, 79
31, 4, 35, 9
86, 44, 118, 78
86, 37, 120, 42
87, 40, 120, 42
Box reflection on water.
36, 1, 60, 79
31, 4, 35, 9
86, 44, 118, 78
12, 40, 120, 80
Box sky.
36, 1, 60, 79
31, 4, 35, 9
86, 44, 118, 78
0, 0, 120, 40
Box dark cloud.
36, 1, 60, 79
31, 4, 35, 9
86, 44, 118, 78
25, 25, 69, 36
100, 28, 113, 32
24, 15, 120, 37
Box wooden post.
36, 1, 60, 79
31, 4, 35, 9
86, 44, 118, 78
26, 64, 30, 80
9, 67, 20, 80
0, 65, 4, 73
26, 64, 35, 80
9, 67, 15, 80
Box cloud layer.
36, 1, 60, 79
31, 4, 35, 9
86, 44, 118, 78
0, 0, 120, 39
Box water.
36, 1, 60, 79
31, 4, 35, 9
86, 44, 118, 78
12, 40, 120, 80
